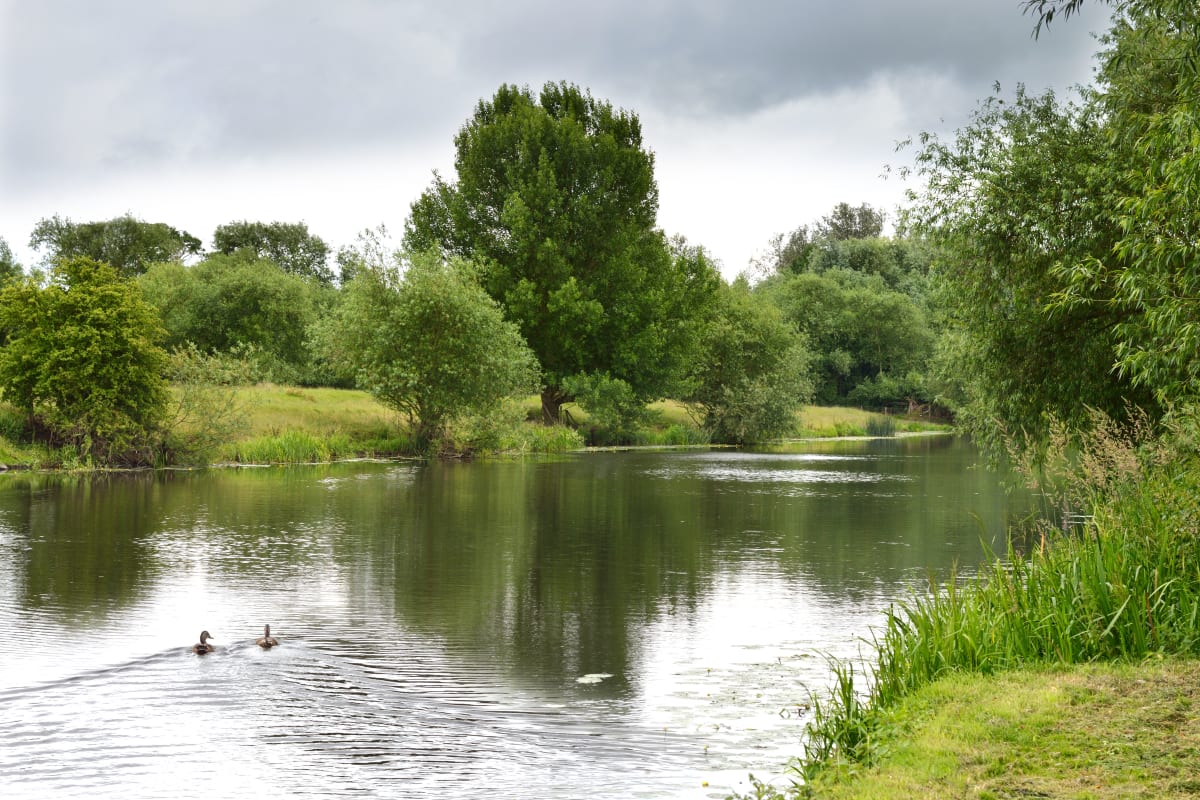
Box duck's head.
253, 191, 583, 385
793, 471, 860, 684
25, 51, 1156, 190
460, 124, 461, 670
199, 630, 214, 645
263, 624, 270, 637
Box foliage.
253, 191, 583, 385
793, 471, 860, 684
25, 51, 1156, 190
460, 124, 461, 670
752, 202, 897, 279
762, 270, 933, 406
405, 82, 720, 421
752, 202, 935, 408
0, 236, 21, 286
905, 1, 1200, 453
316, 248, 540, 449
1049, 1, 1200, 404
804, 237, 932, 297
444, 399, 585, 455
686, 281, 812, 444
28, 214, 201, 277
751, 226, 815, 279
212, 219, 334, 284
903, 83, 1157, 454
0, 257, 170, 463
814, 201, 886, 241
561, 372, 654, 445
138, 250, 328, 383
161, 344, 254, 465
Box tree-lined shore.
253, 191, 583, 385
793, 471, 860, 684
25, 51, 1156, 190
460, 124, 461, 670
0, 85, 945, 466
2, 0, 1199, 794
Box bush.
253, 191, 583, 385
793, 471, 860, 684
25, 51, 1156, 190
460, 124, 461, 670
163, 344, 253, 465
0, 257, 170, 464
563, 373, 654, 446
688, 281, 812, 445
315, 249, 539, 451
0, 404, 27, 443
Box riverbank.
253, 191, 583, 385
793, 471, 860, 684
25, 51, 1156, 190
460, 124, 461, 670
0, 386, 948, 468
224, 388, 947, 453
798, 658, 1200, 798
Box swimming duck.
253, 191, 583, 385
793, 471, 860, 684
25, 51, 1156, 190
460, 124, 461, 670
256, 624, 279, 648
192, 630, 216, 655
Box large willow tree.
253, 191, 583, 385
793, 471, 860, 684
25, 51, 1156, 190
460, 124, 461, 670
406, 82, 715, 422
903, 0, 1200, 453
1047, 0, 1200, 404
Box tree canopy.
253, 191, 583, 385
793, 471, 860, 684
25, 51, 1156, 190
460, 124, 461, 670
138, 250, 329, 383
687, 280, 812, 444
752, 202, 936, 408
212, 220, 334, 284
29, 214, 201, 277
0, 257, 170, 463
405, 81, 717, 421
0, 237, 21, 286
815, 202, 886, 241
763, 270, 933, 406
1049, 0, 1200, 404
316, 249, 539, 448
901, 0, 1200, 452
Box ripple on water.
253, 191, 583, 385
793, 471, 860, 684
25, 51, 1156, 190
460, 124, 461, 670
0, 623, 710, 799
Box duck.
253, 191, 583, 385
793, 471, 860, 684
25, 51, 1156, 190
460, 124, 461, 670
192, 630, 216, 655
256, 624, 279, 649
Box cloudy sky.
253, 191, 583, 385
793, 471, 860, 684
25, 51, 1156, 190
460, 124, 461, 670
1, 1, 1111, 278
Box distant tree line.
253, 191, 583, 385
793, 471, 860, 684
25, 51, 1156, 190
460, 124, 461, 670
0, 84, 953, 464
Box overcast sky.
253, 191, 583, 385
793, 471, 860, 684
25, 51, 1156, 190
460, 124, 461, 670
1, 1, 1111, 278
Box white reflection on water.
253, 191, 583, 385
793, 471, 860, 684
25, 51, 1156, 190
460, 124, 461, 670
633, 565, 891, 795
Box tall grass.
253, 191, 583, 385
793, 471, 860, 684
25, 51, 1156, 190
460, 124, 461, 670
797, 405, 945, 438
508, 423, 585, 453
223, 431, 357, 464
784, 410, 1200, 791
864, 415, 897, 437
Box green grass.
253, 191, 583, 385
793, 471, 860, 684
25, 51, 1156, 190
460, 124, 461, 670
233, 384, 403, 440
0, 388, 951, 468
0, 438, 45, 468
797, 659, 1200, 799
518, 396, 943, 445
220, 430, 359, 464
796, 405, 947, 439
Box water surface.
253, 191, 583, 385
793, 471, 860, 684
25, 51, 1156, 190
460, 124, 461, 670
0, 436, 1028, 798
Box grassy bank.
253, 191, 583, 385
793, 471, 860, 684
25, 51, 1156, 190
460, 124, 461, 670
219, 391, 946, 461
741, 444, 1200, 798
793, 659, 1200, 799
0, 384, 949, 468
528, 397, 948, 446
795, 406, 947, 439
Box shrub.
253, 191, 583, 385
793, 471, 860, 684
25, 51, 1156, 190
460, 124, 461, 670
0, 257, 170, 464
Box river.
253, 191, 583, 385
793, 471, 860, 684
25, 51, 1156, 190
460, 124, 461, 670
0, 436, 1029, 798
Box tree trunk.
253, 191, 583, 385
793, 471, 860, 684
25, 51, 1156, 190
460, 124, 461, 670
540, 386, 568, 425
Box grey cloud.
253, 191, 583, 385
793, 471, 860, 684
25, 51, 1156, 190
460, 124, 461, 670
452, 0, 1106, 114
1, 0, 1108, 192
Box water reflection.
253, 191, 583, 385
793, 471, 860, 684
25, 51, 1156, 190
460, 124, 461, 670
0, 437, 1030, 798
